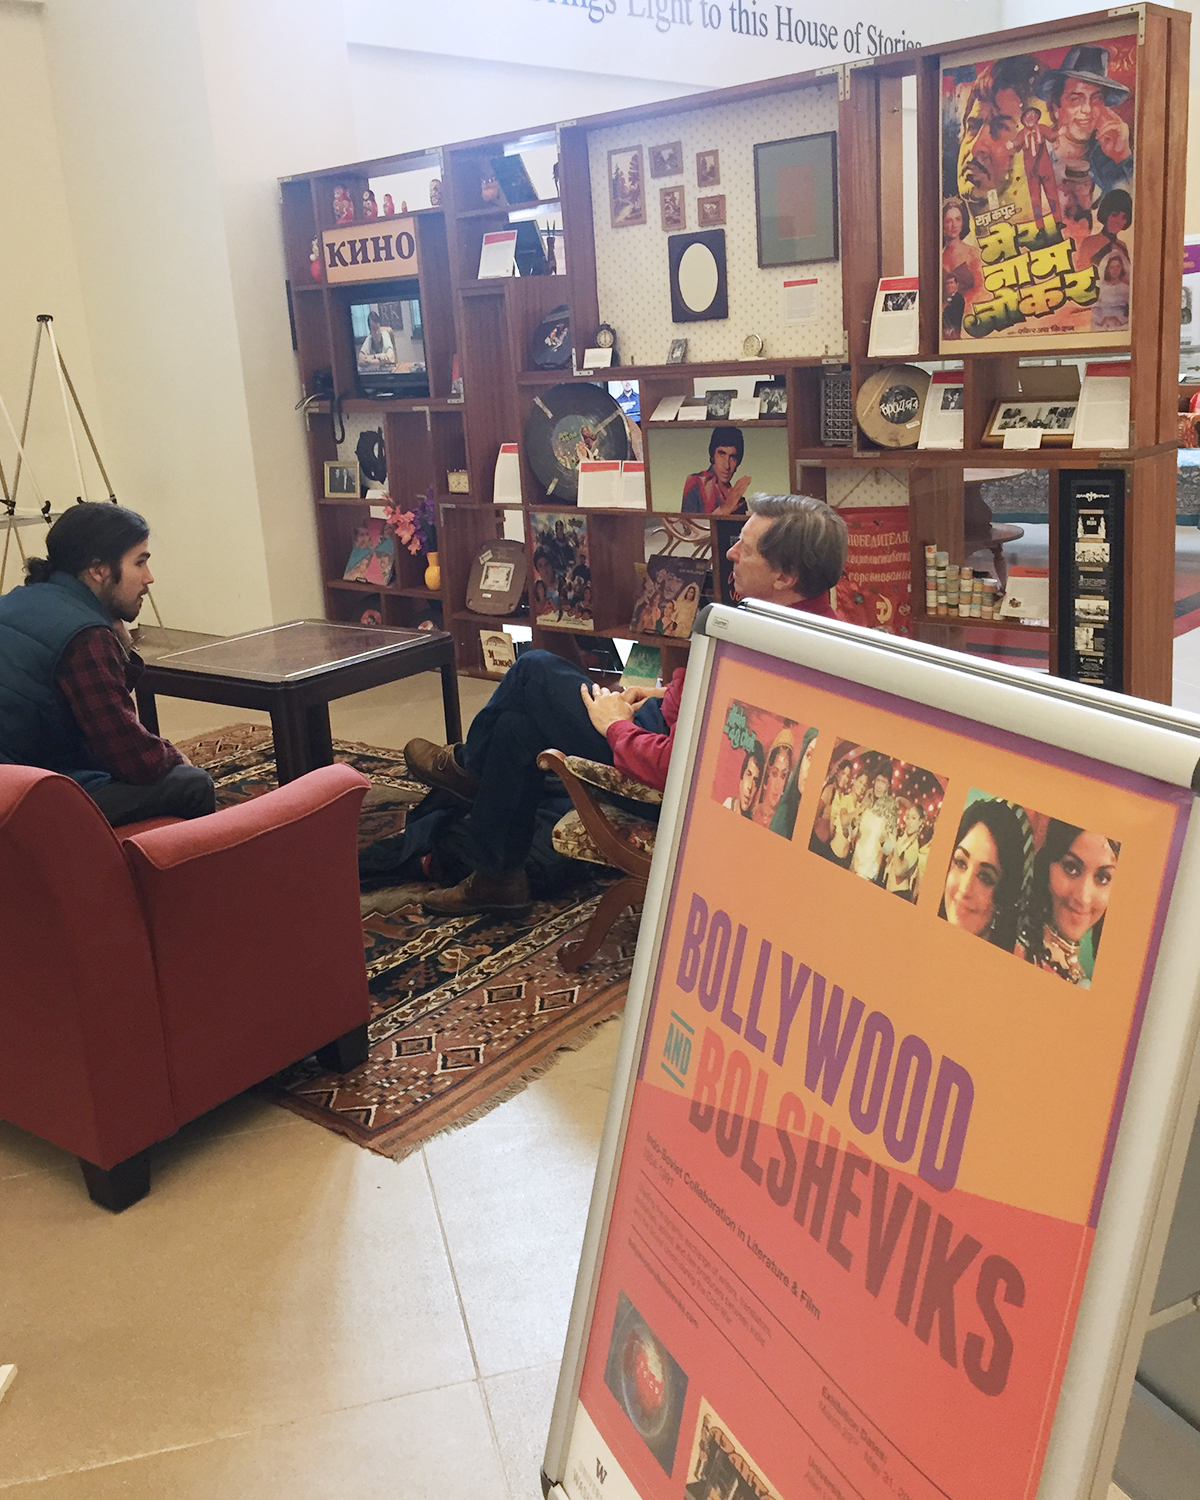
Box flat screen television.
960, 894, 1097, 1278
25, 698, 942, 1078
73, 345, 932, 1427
349, 284, 429, 398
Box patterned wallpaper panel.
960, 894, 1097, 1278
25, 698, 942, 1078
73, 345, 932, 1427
588, 81, 845, 366
825, 467, 910, 509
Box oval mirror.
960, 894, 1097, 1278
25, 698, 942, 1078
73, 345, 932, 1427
677, 242, 719, 314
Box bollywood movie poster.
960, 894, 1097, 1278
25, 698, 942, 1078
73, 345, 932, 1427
561, 641, 1190, 1500
939, 33, 1137, 354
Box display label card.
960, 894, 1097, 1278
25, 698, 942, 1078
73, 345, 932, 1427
867, 276, 920, 358
478, 229, 517, 278
783, 278, 819, 324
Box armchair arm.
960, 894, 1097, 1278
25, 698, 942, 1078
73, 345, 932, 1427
121, 763, 372, 1123
560, 755, 664, 806
538, 749, 653, 878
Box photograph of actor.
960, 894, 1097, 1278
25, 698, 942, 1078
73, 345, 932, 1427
1039, 44, 1132, 212
0, 504, 215, 825
680, 427, 751, 516
722, 741, 763, 818
388, 495, 847, 916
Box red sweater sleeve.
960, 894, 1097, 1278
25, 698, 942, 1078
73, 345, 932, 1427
604, 669, 687, 792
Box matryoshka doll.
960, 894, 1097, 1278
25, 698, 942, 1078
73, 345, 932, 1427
382, 194, 395, 216
363, 189, 378, 220
332, 185, 354, 224
308, 237, 322, 282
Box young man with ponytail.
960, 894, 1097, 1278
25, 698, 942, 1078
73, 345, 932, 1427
0, 503, 216, 824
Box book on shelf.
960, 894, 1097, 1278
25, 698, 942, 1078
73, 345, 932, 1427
867, 276, 920, 358
342, 519, 395, 587
531, 511, 593, 630
493, 443, 523, 504
478, 230, 517, 279
479, 628, 516, 675
629, 554, 708, 638
917, 372, 964, 449
619, 643, 663, 691
1075, 363, 1131, 449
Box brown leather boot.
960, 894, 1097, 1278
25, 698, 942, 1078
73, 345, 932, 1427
404, 738, 480, 801
422, 868, 532, 917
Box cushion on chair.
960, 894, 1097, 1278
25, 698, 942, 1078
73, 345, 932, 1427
561, 756, 663, 805
552, 803, 659, 865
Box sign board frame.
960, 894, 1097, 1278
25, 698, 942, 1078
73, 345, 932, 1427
543, 602, 1200, 1500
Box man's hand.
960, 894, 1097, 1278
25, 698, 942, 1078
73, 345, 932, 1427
581, 681, 635, 732
1094, 103, 1131, 164
620, 684, 666, 707
716, 474, 753, 515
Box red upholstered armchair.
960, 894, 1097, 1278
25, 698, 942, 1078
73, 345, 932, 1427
0, 762, 372, 1211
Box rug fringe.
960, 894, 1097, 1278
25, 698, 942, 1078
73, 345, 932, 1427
380, 1009, 624, 1163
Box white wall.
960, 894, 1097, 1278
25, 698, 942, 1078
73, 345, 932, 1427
0, 2, 103, 551
350, 46, 697, 159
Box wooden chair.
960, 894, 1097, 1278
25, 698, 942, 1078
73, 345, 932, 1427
537, 750, 661, 971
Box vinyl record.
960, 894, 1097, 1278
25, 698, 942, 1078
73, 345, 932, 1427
524, 382, 630, 502
856, 364, 931, 448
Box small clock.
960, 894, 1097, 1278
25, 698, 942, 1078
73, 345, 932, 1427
742, 333, 764, 359
595, 323, 618, 363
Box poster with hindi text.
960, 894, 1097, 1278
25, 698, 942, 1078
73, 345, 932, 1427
559, 639, 1189, 1500
940, 32, 1136, 353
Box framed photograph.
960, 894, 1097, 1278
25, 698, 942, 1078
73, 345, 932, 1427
983, 399, 1079, 445
324, 459, 361, 499
667, 338, 689, 364
660, 185, 685, 232
608, 146, 646, 228
648, 141, 683, 178
696, 150, 720, 189
668, 229, 728, 324
754, 130, 839, 267
697, 194, 725, 228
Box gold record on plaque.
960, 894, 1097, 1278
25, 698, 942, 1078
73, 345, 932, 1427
855, 364, 931, 448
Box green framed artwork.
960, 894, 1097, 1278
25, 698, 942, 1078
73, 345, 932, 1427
753, 130, 838, 267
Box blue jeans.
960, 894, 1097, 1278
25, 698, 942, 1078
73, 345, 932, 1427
461, 650, 665, 872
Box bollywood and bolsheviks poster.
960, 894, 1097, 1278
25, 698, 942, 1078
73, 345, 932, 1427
940, 34, 1137, 352
559, 641, 1190, 1500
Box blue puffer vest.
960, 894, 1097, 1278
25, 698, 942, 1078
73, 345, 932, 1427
0, 572, 117, 785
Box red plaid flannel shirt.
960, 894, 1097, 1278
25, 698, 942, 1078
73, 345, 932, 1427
56, 626, 183, 784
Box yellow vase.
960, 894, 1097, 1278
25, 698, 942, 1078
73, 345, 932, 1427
423, 551, 441, 591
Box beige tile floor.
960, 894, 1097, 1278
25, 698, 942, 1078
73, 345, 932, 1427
0, 673, 1135, 1498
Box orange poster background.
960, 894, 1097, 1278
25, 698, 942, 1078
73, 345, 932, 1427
575, 644, 1189, 1500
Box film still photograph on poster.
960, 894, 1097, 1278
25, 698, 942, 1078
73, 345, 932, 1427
531, 512, 593, 630
561, 644, 1192, 1500
809, 740, 946, 899
937, 790, 1118, 987
630, 556, 708, 640
681, 426, 752, 515
940, 33, 1136, 352
710, 697, 819, 839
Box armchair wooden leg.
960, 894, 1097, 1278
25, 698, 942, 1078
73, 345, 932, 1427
558, 876, 647, 973
316, 1022, 370, 1073
79, 1150, 152, 1212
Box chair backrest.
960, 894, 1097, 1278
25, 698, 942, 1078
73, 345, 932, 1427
0, 766, 175, 1167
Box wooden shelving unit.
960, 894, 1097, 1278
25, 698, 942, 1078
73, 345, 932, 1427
281, 3, 1187, 701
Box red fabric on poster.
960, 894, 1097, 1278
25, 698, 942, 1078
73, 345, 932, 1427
835, 505, 912, 635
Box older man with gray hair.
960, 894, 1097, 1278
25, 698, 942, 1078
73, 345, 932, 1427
401, 493, 846, 916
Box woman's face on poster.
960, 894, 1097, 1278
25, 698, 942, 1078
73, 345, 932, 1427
944, 820, 1003, 936
737, 756, 761, 813
943, 204, 964, 242
903, 803, 922, 836
763, 748, 792, 810
853, 772, 869, 799
1049, 831, 1117, 942
835, 764, 851, 792
799, 736, 817, 795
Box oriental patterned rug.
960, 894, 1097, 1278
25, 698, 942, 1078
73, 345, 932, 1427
179, 724, 637, 1160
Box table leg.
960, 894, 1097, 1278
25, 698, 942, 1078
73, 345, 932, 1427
305, 703, 334, 768
270, 699, 311, 785
135, 686, 160, 736
440, 662, 463, 744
